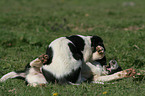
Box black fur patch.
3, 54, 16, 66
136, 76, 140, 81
45, 47, 53, 65
65, 67, 81, 83
91, 36, 106, 53
96, 56, 107, 66
108, 66, 122, 75
25, 81, 29, 85
68, 43, 83, 60
42, 68, 56, 83
42, 67, 81, 84
66, 35, 85, 51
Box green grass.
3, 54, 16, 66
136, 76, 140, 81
0, 0, 145, 95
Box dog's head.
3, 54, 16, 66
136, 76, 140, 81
106, 60, 122, 74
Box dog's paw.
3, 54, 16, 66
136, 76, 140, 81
38, 54, 49, 64
124, 68, 136, 77
96, 46, 104, 55
92, 46, 105, 60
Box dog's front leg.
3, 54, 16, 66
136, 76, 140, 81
92, 68, 136, 82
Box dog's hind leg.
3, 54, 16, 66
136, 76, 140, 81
0, 71, 25, 82
92, 68, 136, 82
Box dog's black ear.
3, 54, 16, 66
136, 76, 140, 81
108, 66, 122, 75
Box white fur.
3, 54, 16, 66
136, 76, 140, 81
43, 37, 82, 79
109, 60, 119, 70
93, 70, 130, 82
0, 58, 47, 87
42, 35, 106, 83
26, 67, 47, 87
82, 61, 135, 83
30, 58, 43, 67
0, 72, 25, 82
82, 61, 102, 79
78, 35, 92, 62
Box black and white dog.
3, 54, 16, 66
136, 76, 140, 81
42, 35, 106, 84
0, 35, 136, 86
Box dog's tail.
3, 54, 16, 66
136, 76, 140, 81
0, 71, 26, 82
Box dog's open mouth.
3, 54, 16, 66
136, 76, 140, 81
107, 68, 112, 72
105, 66, 112, 72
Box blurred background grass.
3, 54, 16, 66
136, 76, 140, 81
0, 0, 145, 95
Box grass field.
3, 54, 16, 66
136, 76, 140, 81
0, 0, 145, 95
